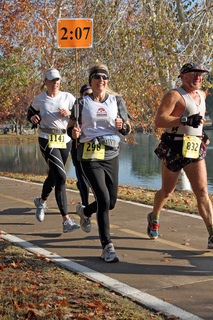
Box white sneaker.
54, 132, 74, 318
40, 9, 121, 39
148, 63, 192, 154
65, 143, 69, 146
101, 243, 119, 263
34, 197, 47, 222
208, 234, 213, 249
76, 204, 91, 233
63, 217, 80, 233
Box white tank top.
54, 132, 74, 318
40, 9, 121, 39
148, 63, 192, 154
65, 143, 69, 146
80, 94, 119, 143
166, 87, 205, 136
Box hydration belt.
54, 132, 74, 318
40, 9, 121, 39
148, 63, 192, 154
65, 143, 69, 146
39, 128, 66, 134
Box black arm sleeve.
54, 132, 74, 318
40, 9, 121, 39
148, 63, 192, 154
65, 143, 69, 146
27, 105, 41, 129
27, 105, 40, 122
70, 97, 84, 124
116, 96, 131, 121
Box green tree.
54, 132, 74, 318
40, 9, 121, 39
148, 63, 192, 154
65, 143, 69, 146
0, 52, 36, 133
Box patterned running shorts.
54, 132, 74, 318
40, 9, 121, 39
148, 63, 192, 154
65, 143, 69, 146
155, 139, 206, 172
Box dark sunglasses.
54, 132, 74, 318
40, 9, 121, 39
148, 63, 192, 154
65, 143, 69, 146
92, 74, 109, 80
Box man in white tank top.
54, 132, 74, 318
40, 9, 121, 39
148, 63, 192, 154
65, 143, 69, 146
147, 62, 213, 249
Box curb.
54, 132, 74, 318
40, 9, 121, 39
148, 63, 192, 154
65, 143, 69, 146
1, 231, 204, 320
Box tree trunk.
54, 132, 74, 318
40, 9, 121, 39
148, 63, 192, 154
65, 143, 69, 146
19, 123, 23, 135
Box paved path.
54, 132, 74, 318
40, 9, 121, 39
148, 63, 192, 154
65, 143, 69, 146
1, 176, 213, 320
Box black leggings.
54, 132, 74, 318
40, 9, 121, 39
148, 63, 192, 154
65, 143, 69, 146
71, 140, 89, 206
81, 156, 119, 248
39, 137, 71, 217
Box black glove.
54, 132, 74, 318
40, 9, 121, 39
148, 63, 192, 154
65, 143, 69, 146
202, 131, 209, 144
119, 123, 130, 135
187, 114, 202, 128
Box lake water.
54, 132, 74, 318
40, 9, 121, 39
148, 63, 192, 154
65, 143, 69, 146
1, 131, 213, 193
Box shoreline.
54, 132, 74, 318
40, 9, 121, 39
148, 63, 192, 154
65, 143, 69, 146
0, 171, 203, 215
0, 132, 38, 144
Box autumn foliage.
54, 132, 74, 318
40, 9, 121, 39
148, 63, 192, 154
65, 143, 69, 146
0, 0, 213, 134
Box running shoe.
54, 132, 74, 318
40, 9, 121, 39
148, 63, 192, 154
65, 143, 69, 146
101, 243, 119, 263
63, 217, 80, 233
34, 197, 47, 222
147, 212, 160, 239
208, 234, 213, 249
76, 204, 91, 233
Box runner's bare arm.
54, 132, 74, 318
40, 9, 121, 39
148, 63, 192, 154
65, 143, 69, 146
155, 90, 185, 128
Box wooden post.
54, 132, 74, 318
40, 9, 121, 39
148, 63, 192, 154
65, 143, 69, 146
75, 48, 79, 148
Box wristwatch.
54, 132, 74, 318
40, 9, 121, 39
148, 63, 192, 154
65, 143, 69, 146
180, 116, 187, 126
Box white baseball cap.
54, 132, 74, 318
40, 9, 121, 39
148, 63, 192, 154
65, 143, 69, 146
43, 69, 61, 81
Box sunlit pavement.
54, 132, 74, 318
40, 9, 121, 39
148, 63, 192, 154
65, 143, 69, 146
1, 176, 213, 320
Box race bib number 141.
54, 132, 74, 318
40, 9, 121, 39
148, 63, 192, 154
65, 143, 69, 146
48, 134, 66, 149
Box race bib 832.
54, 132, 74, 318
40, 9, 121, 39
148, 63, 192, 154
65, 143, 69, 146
182, 135, 201, 159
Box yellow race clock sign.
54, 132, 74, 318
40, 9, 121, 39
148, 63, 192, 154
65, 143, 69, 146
57, 18, 93, 48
